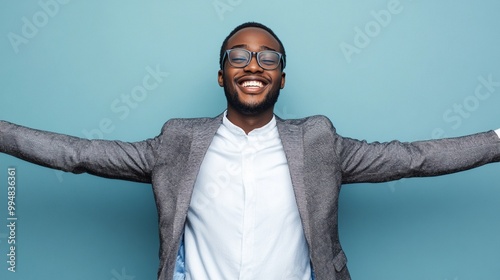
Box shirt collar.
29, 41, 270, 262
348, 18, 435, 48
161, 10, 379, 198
222, 111, 277, 137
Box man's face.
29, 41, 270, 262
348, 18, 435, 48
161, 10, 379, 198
218, 27, 286, 115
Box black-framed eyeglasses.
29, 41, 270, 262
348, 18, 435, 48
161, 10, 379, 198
222, 48, 285, 70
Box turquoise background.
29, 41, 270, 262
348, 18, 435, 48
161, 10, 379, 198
1, 0, 500, 279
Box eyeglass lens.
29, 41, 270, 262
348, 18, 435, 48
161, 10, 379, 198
227, 49, 280, 70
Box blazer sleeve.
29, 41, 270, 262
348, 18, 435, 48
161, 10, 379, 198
0, 120, 161, 183
336, 126, 500, 184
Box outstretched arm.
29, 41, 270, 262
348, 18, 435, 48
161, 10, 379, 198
336, 124, 500, 184
0, 121, 159, 183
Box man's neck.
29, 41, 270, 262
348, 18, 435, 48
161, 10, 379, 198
226, 107, 274, 135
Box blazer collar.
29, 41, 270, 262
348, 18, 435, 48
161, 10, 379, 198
173, 114, 224, 236
276, 118, 312, 246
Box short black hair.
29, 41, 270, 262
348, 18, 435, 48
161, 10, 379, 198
219, 22, 286, 70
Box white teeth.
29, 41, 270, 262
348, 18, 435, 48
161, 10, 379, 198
242, 80, 263, 88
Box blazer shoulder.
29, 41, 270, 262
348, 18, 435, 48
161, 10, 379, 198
159, 114, 223, 133
277, 114, 336, 132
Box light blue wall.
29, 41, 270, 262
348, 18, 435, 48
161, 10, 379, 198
1, 1, 499, 279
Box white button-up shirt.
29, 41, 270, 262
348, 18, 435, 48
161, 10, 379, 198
185, 113, 311, 279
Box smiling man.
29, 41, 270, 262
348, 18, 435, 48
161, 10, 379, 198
1, 22, 500, 280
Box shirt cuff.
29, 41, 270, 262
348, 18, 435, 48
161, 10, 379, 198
495, 129, 500, 138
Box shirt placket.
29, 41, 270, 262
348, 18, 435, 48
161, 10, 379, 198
239, 136, 258, 280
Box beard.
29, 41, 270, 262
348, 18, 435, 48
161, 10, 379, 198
223, 81, 281, 115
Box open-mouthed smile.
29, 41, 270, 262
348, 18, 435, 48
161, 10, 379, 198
236, 76, 269, 93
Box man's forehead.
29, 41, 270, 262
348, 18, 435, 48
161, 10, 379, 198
226, 27, 280, 50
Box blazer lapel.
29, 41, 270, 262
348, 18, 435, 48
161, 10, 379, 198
276, 118, 313, 246
172, 114, 223, 236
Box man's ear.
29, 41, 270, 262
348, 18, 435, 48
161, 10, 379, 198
218, 70, 224, 87
280, 72, 286, 89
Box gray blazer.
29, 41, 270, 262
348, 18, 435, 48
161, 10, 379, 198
1, 114, 499, 280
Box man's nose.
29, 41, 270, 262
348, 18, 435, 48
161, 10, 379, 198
244, 55, 263, 72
